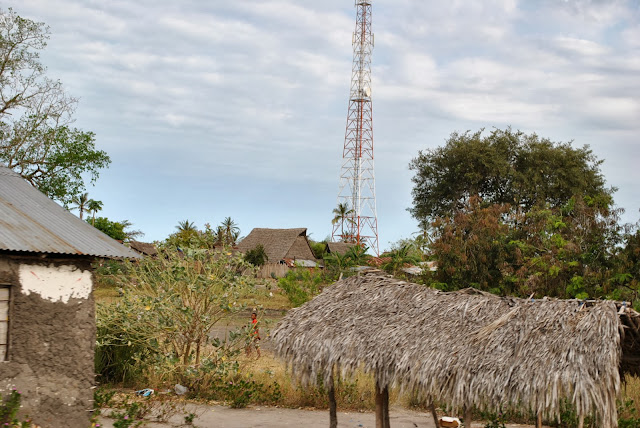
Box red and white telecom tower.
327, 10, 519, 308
331, 0, 379, 255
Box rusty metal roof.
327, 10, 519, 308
0, 165, 140, 259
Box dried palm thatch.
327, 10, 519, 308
273, 270, 640, 427
237, 228, 316, 261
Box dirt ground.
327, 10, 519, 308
97, 403, 545, 428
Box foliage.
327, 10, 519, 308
245, 244, 268, 267
0, 389, 31, 427
87, 198, 103, 225
323, 244, 370, 280
308, 239, 328, 259
380, 244, 422, 276
278, 269, 326, 307
422, 195, 626, 298
483, 412, 506, 428
70, 192, 89, 219
332, 202, 355, 240
217, 217, 240, 246
408, 128, 640, 299
167, 219, 240, 249
0, 9, 110, 205
96, 247, 257, 384
618, 398, 640, 428
90, 217, 142, 242
409, 128, 611, 224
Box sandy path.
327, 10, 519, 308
97, 404, 542, 428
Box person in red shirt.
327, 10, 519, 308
246, 311, 261, 358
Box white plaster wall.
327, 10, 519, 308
18, 264, 92, 303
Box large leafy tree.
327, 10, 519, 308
409, 128, 611, 223
411, 128, 630, 300
0, 9, 110, 205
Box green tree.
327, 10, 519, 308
381, 244, 422, 276
0, 9, 110, 205
70, 192, 89, 219
90, 217, 142, 242
411, 128, 626, 299
331, 202, 354, 241
217, 217, 240, 246
409, 128, 611, 224
87, 198, 103, 226
96, 247, 256, 383
244, 244, 268, 267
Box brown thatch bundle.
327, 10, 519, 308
273, 270, 639, 427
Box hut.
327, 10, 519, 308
237, 228, 317, 278
0, 165, 140, 427
129, 240, 158, 257
326, 241, 354, 256
273, 270, 640, 428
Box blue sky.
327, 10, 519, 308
15, 0, 640, 251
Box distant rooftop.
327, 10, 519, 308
0, 165, 140, 259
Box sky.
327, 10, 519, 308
14, 0, 640, 252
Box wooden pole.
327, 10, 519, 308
382, 386, 390, 428
536, 412, 543, 428
375, 380, 384, 428
428, 399, 440, 428
328, 372, 337, 428
464, 406, 472, 428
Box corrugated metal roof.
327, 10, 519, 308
0, 165, 140, 259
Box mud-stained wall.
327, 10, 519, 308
0, 253, 95, 428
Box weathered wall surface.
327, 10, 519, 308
0, 253, 95, 428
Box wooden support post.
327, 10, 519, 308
382, 386, 390, 428
577, 414, 584, 428
428, 399, 439, 428
536, 412, 543, 428
328, 372, 337, 428
464, 406, 472, 428
375, 380, 384, 428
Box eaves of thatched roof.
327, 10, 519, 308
326, 241, 354, 256
237, 228, 315, 261
273, 271, 640, 427
128, 241, 157, 256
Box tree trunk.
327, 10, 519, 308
536, 412, 543, 428
577, 414, 584, 428
328, 373, 337, 428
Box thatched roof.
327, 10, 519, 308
128, 241, 157, 257
273, 271, 640, 427
237, 228, 316, 261
326, 241, 354, 256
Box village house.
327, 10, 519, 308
237, 228, 317, 278
0, 165, 139, 427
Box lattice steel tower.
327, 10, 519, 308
331, 0, 379, 255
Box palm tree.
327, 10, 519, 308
382, 244, 421, 276
70, 192, 90, 219
87, 199, 103, 226
176, 220, 197, 233
120, 219, 144, 240
219, 217, 240, 245
331, 202, 354, 239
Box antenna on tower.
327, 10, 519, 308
331, 0, 379, 256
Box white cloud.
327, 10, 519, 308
13, 0, 640, 247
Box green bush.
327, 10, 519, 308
245, 244, 268, 266
96, 247, 257, 384
278, 269, 325, 307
